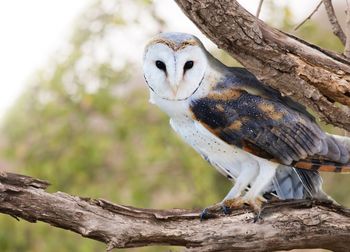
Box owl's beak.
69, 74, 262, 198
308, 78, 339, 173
169, 82, 180, 96
169, 72, 182, 97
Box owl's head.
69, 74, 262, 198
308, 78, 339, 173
143, 32, 209, 101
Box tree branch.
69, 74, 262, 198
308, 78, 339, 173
255, 0, 264, 18
345, 0, 350, 58
0, 172, 350, 251
294, 1, 323, 31
323, 0, 347, 45
174, 0, 350, 131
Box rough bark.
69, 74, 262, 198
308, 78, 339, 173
0, 172, 350, 251
174, 0, 350, 131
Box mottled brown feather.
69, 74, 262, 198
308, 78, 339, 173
190, 69, 349, 173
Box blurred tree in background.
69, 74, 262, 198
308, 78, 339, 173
0, 0, 348, 251
0, 1, 224, 251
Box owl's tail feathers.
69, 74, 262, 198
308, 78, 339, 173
318, 134, 349, 164
328, 133, 350, 153
269, 134, 350, 201
290, 134, 350, 173
271, 166, 330, 201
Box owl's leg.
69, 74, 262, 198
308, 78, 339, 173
218, 166, 258, 215
242, 161, 278, 213
200, 159, 259, 220
222, 159, 277, 220
224, 164, 259, 200
221, 157, 259, 213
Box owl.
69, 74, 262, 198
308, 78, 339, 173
143, 32, 350, 216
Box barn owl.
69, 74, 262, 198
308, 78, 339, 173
143, 32, 350, 216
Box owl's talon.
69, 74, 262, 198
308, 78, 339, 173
221, 204, 232, 215
253, 210, 263, 223
199, 203, 224, 220
199, 208, 210, 221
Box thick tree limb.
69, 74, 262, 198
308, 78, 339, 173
0, 172, 350, 251
174, 0, 350, 131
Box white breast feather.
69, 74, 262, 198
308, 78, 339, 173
170, 117, 255, 179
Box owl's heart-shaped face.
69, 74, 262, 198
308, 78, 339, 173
143, 33, 208, 101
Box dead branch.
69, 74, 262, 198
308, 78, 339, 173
174, 0, 350, 131
0, 172, 349, 251
345, 1, 350, 58
294, 1, 323, 31
255, 0, 264, 18
323, 0, 347, 45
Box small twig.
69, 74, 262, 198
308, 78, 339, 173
323, 0, 347, 45
256, 0, 264, 18
294, 1, 323, 31
345, 0, 350, 57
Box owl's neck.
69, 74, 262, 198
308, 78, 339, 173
150, 91, 191, 119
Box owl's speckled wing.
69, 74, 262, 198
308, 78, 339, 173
190, 68, 350, 172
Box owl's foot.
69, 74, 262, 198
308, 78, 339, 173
199, 202, 236, 220
199, 202, 245, 221
224, 196, 265, 212
199, 197, 266, 221
223, 196, 266, 222
199, 203, 224, 221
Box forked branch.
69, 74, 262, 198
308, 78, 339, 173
0, 172, 349, 251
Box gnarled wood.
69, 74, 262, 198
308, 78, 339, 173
0, 172, 349, 251
174, 0, 350, 131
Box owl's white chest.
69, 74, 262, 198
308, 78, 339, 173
170, 117, 252, 180
150, 92, 254, 181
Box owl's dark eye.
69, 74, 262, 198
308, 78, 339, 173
184, 61, 194, 72
155, 60, 166, 72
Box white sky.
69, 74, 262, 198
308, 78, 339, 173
0, 0, 87, 121
0, 0, 335, 121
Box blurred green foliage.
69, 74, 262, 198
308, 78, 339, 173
0, 0, 348, 251
0, 1, 227, 251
